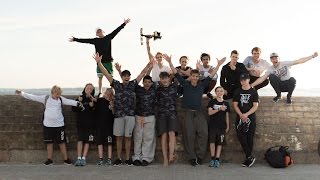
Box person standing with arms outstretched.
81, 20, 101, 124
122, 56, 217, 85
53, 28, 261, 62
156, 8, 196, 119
69, 18, 131, 96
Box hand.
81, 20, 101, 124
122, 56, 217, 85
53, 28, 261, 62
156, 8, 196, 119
163, 54, 172, 63
313, 52, 318, 58
89, 101, 94, 107
114, 62, 122, 72
68, 36, 74, 42
90, 95, 97, 102
124, 18, 131, 24
229, 63, 236, 70
216, 57, 226, 66
15, 90, 22, 95
196, 60, 202, 70
78, 96, 83, 102
136, 116, 145, 128
225, 127, 229, 133
220, 105, 227, 111
253, 68, 261, 76
92, 52, 103, 63
240, 114, 248, 121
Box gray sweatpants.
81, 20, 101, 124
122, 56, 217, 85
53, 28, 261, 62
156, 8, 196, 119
181, 109, 208, 160
132, 115, 156, 163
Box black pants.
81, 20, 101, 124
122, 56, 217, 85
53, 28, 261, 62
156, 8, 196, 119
269, 74, 296, 98
250, 75, 269, 90
223, 84, 240, 100
235, 118, 256, 158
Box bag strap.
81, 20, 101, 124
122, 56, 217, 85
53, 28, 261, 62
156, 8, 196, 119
44, 95, 63, 109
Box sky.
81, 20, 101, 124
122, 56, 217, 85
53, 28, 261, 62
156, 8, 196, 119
0, 0, 319, 89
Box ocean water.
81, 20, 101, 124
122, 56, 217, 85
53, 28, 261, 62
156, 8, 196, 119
1, 87, 320, 97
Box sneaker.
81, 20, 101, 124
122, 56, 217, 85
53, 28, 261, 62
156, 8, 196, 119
286, 98, 292, 105
64, 158, 72, 165
242, 159, 250, 167
97, 159, 104, 166
113, 159, 122, 166
98, 92, 103, 98
80, 159, 87, 166
133, 160, 141, 166
209, 160, 215, 167
125, 159, 133, 166
105, 158, 112, 166
74, 159, 82, 166
141, 160, 149, 166
214, 160, 220, 168
272, 96, 282, 103
44, 159, 53, 166
190, 159, 197, 166
196, 158, 203, 165
248, 157, 256, 167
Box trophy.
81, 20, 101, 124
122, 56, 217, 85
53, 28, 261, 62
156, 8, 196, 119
140, 28, 162, 45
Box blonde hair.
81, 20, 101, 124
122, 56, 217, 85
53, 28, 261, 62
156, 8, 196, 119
51, 85, 62, 95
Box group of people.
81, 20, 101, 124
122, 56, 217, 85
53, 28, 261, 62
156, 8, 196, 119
15, 18, 318, 168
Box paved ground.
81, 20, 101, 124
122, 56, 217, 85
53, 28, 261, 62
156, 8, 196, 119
0, 163, 320, 180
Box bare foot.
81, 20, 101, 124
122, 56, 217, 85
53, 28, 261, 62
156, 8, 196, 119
163, 158, 169, 167
169, 154, 176, 164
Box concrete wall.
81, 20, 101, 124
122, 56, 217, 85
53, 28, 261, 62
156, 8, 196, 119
0, 95, 320, 164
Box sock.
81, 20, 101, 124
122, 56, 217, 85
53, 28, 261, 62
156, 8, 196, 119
211, 156, 215, 160
77, 156, 81, 160
82, 157, 86, 160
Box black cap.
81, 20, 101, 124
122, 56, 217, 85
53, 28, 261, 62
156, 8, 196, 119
121, 70, 131, 76
240, 73, 250, 81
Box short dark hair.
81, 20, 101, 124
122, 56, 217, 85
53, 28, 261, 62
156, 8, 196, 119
251, 47, 261, 54
190, 69, 200, 75
159, 71, 170, 78
200, 53, 210, 60
215, 86, 224, 92
179, 56, 189, 62
121, 70, 131, 76
230, 50, 239, 56
143, 75, 152, 82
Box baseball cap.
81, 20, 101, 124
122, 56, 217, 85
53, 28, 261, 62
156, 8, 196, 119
270, 52, 279, 58
121, 70, 131, 76
240, 73, 250, 81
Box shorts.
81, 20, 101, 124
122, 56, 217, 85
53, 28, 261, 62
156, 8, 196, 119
209, 129, 225, 145
97, 62, 113, 78
156, 113, 179, 136
113, 116, 135, 137
77, 128, 95, 144
43, 126, 67, 144
96, 128, 114, 145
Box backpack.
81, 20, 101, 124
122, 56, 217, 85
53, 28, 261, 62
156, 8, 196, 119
265, 146, 293, 168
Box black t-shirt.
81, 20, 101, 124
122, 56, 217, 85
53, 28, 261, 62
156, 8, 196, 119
207, 99, 230, 130
95, 98, 114, 127
233, 87, 259, 119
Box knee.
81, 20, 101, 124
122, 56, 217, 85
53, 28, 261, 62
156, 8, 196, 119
269, 74, 278, 81
289, 77, 296, 84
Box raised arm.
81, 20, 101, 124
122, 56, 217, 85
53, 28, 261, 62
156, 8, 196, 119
93, 53, 113, 83
163, 54, 177, 74
250, 73, 269, 88
108, 18, 130, 39
16, 90, 46, 104
114, 62, 122, 77
60, 96, 78, 107
69, 36, 95, 44
146, 37, 155, 62
208, 57, 226, 78
136, 61, 154, 83
292, 52, 318, 65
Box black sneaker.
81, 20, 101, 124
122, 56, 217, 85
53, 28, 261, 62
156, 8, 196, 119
206, 93, 213, 99
141, 160, 149, 166
64, 158, 72, 165
286, 98, 292, 105
272, 96, 282, 103
190, 159, 197, 166
133, 160, 141, 166
44, 159, 53, 166
248, 156, 256, 167
196, 158, 203, 165
113, 159, 122, 166
125, 159, 133, 166
241, 158, 250, 167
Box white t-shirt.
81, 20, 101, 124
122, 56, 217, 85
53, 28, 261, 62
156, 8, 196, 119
151, 63, 171, 82
266, 61, 294, 81
199, 65, 218, 80
21, 92, 78, 127
243, 56, 271, 77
